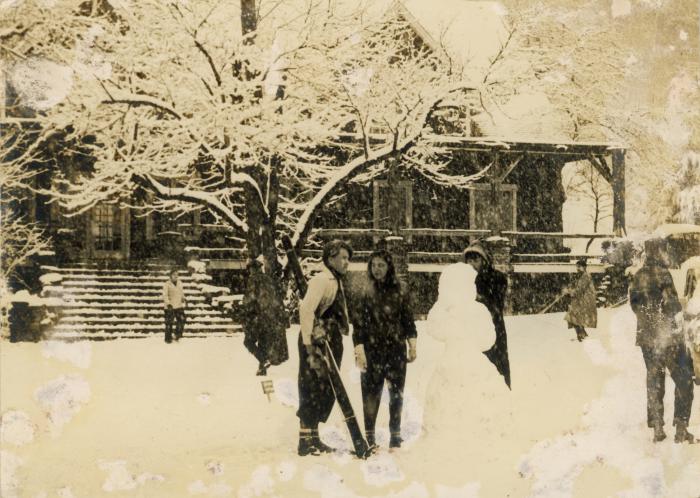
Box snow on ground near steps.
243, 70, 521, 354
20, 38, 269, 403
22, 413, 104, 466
1, 309, 699, 497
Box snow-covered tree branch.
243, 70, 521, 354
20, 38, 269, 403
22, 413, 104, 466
2, 0, 480, 277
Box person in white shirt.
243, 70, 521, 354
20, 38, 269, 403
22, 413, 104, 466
163, 268, 186, 343
296, 240, 352, 456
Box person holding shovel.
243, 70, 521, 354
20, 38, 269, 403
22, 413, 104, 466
563, 258, 598, 342
296, 240, 352, 456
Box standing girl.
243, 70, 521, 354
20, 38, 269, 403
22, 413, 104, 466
353, 250, 417, 449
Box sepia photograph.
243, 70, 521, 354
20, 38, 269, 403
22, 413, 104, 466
1, 0, 699, 496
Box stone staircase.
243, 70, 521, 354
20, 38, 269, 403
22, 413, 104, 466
40, 264, 241, 340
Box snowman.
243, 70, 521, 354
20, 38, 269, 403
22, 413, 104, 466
422, 263, 510, 445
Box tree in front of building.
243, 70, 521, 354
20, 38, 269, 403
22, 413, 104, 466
1, 0, 487, 355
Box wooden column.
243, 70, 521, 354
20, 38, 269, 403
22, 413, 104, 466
385, 236, 408, 286
387, 155, 403, 236
121, 207, 130, 260
489, 153, 504, 236
612, 149, 626, 236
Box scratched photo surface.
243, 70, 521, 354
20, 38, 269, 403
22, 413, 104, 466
1, 0, 699, 497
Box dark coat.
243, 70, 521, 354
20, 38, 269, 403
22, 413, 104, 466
475, 266, 508, 316
475, 265, 511, 388
565, 271, 598, 328
629, 262, 683, 349
241, 269, 289, 366
352, 280, 417, 354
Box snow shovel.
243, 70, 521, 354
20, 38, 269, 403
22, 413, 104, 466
610, 297, 629, 308
539, 294, 564, 314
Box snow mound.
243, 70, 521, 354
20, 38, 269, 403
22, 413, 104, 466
57, 488, 77, 498
98, 460, 164, 492
0, 411, 35, 446
303, 465, 356, 498
42, 341, 92, 369
360, 453, 405, 486
435, 482, 480, 498
34, 375, 91, 437
238, 465, 274, 498
188, 480, 232, 496
275, 461, 296, 482
273, 378, 298, 408
0, 451, 23, 498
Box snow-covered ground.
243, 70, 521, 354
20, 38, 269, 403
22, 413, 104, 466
1, 307, 699, 498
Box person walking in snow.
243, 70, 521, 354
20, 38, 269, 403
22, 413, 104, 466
563, 259, 598, 342
241, 257, 289, 376
163, 268, 186, 343
629, 239, 695, 444
296, 240, 352, 456
352, 249, 418, 450
464, 243, 511, 388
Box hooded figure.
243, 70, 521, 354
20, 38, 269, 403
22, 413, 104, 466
241, 258, 289, 375
463, 243, 511, 388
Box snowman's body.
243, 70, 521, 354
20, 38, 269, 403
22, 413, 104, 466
423, 263, 508, 441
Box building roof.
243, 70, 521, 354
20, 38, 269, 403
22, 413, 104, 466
391, 0, 508, 84
426, 134, 626, 155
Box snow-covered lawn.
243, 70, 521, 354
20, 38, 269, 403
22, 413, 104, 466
1, 308, 699, 497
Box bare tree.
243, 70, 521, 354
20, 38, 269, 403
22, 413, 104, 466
564, 161, 613, 251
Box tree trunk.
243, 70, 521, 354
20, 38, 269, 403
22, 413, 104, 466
237, 0, 289, 370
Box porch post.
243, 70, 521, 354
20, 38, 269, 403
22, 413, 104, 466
612, 149, 626, 236
385, 236, 408, 286
489, 152, 504, 236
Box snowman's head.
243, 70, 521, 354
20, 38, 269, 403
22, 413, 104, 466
438, 263, 478, 306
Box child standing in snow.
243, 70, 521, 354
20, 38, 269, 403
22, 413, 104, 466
563, 259, 598, 342
352, 249, 418, 450
163, 268, 186, 343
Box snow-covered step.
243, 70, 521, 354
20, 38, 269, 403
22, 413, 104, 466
57, 302, 214, 310
57, 294, 207, 302
59, 315, 232, 324
46, 287, 207, 296
51, 323, 240, 332
41, 264, 241, 339
54, 280, 208, 287
60, 308, 226, 316
48, 330, 239, 341
55, 276, 209, 284
41, 266, 186, 275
